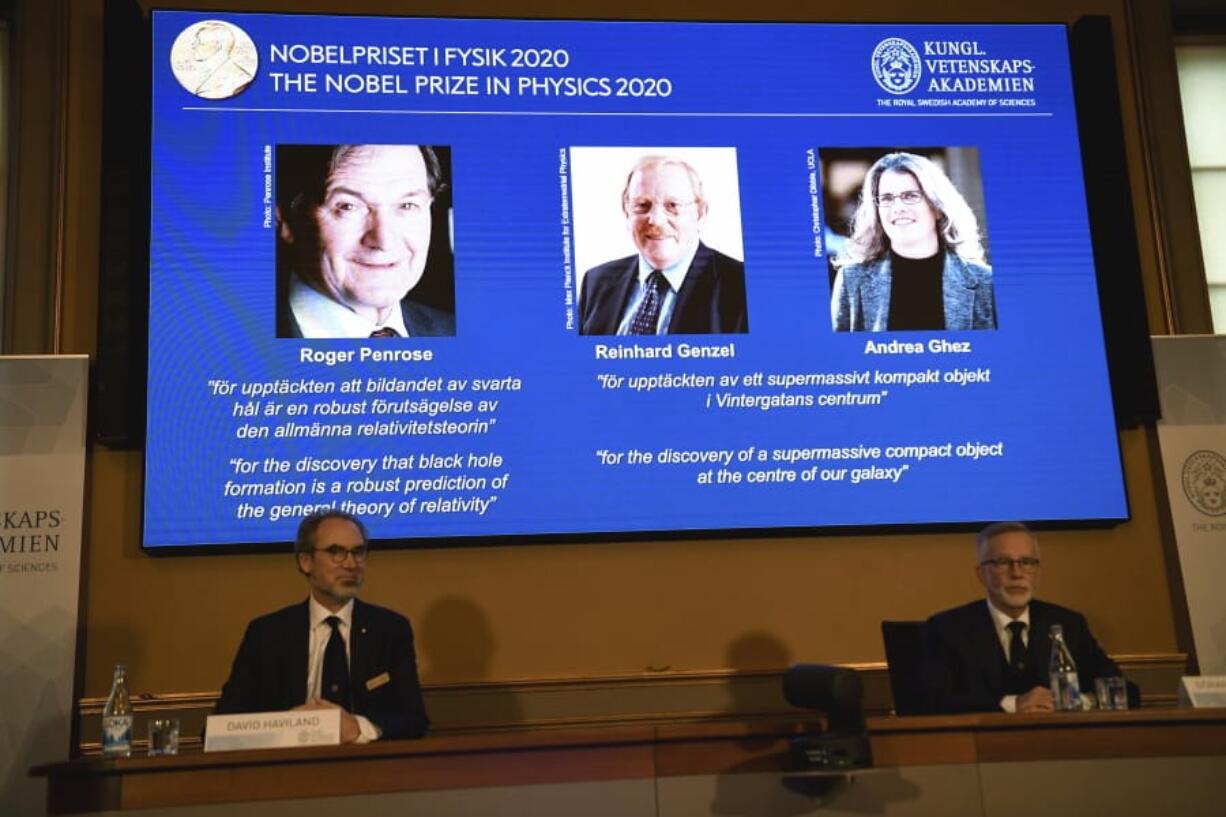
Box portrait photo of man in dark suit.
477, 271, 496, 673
213, 510, 429, 742
574, 151, 748, 336
923, 522, 1124, 715
275, 144, 456, 339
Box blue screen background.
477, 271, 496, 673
144, 13, 1127, 548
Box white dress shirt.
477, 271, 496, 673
615, 241, 700, 335
986, 599, 1031, 713
306, 595, 379, 742
289, 275, 411, 339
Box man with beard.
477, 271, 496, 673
213, 510, 429, 741
579, 155, 747, 335
923, 522, 1123, 714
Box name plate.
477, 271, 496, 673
204, 709, 340, 752
1178, 676, 1226, 709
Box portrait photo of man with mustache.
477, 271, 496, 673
574, 149, 749, 336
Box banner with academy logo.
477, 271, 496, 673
1152, 336, 1226, 674
869, 34, 1039, 110
0, 356, 87, 816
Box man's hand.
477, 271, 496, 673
292, 698, 362, 743
1016, 686, 1055, 713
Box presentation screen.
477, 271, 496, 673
143, 11, 1128, 550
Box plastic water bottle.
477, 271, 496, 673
1048, 625, 1082, 711
102, 664, 133, 757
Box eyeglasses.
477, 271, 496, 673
979, 557, 1040, 573
313, 544, 368, 564
874, 190, 925, 208
627, 198, 696, 217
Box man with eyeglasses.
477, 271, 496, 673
579, 154, 748, 335
214, 509, 429, 741
922, 521, 1121, 714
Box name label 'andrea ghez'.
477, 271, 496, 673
864, 338, 972, 355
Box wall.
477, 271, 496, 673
42, 0, 1185, 715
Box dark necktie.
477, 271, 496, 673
321, 616, 351, 708
369, 327, 399, 338
627, 270, 668, 335
1007, 621, 1027, 673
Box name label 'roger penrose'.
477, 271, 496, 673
203, 709, 341, 752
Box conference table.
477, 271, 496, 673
33, 707, 1226, 816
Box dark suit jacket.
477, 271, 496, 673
579, 242, 748, 335
214, 598, 429, 740
831, 252, 996, 332
277, 294, 455, 338
924, 599, 1120, 714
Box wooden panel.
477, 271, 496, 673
868, 708, 1226, 765
71, 653, 1189, 754
37, 712, 1226, 813
42, 728, 663, 812
978, 757, 1226, 817
118, 745, 655, 810
870, 729, 980, 767
654, 736, 796, 778
658, 766, 988, 817
971, 711, 1226, 762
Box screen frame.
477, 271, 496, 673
131, 9, 1135, 554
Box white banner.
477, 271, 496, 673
1152, 336, 1226, 675
0, 356, 88, 815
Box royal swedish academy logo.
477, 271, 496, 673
1182, 449, 1226, 517
871, 38, 922, 95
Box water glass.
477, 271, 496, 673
1095, 676, 1129, 711
147, 718, 180, 756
